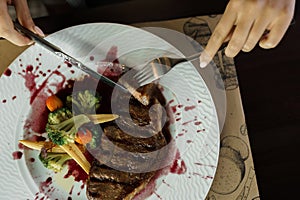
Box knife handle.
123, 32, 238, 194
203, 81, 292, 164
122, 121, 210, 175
13, 21, 62, 53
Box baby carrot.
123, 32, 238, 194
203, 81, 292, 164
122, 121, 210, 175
46, 95, 63, 112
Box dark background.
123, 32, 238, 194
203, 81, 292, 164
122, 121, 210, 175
34, 1, 300, 199
235, 4, 300, 200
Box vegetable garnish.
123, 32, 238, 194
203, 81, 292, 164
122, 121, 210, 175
19, 140, 65, 153
46, 95, 63, 112
20, 88, 118, 175
75, 129, 93, 145
87, 114, 119, 124
45, 107, 118, 146
39, 149, 72, 172
46, 110, 91, 146
19, 140, 86, 153
66, 90, 101, 114
60, 143, 91, 174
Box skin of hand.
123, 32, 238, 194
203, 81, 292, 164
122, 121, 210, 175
200, 0, 296, 68
0, 0, 44, 46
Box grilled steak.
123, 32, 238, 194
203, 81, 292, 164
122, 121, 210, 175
86, 83, 172, 200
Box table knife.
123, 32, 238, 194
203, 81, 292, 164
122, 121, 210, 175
13, 21, 128, 93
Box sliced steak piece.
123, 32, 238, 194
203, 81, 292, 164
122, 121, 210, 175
87, 159, 156, 200
103, 125, 167, 152
89, 162, 155, 184
87, 173, 153, 200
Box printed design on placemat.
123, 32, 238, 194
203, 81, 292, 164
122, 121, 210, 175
183, 17, 239, 90
183, 17, 212, 47
211, 136, 249, 195
206, 168, 257, 200
236, 167, 256, 200
240, 123, 248, 136
218, 49, 239, 90
206, 194, 217, 200
252, 196, 261, 200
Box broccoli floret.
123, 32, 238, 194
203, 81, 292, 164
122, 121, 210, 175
47, 107, 73, 125
38, 149, 72, 172
46, 108, 91, 146
66, 90, 101, 114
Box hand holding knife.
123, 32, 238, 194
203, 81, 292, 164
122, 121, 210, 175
13, 21, 128, 93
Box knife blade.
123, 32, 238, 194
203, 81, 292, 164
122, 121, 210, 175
13, 21, 128, 93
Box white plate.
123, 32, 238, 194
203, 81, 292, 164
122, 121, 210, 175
0, 23, 220, 200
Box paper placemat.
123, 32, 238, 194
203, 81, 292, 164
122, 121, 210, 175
0, 15, 260, 200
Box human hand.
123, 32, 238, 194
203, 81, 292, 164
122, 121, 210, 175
0, 0, 44, 46
200, 0, 296, 68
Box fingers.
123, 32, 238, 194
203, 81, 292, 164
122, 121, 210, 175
225, 17, 255, 57
199, 5, 236, 68
200, 0, 296, 68
223, 0, 265, 57
0, 0, 33, 46
0, 0, 45, 46
242, 17, 271, 52
259, 5, 295, 49
14, 0, 45, 37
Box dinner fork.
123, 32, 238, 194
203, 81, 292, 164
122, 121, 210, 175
133, 17, 298, 87
133, 44, 227, 87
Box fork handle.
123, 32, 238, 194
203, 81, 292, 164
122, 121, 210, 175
185, 52, 202, 62
185, 42, 229, 62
